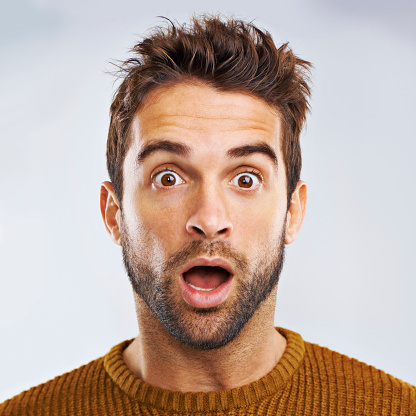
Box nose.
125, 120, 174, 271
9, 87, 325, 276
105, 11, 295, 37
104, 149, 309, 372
185, 185, 233, 239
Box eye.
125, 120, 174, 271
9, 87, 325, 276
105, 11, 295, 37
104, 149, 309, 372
153, 170, 185, 187
230, 172, 261, 189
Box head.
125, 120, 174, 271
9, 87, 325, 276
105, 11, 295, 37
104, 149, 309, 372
101, 15, 311, 350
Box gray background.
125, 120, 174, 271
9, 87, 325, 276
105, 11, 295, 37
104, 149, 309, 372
1, 0, 415, 402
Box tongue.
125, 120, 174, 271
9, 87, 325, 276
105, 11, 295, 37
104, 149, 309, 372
183, 266, 229, 289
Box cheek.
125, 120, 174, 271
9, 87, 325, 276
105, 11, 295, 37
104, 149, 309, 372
241, 187, 286, 226
127, 195, 188, 254
232, 193, 286, 250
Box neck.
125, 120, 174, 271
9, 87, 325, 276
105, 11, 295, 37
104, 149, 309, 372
123, 293, 287, 392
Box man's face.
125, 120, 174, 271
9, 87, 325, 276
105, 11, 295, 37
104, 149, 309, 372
120, 83, 290, 349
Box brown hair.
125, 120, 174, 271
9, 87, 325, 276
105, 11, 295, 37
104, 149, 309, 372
107, 15, 312, 207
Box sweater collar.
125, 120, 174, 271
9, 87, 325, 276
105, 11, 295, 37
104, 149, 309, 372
104, 327, 305, 413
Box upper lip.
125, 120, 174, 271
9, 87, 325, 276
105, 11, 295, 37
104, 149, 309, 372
180, 257, 234, 276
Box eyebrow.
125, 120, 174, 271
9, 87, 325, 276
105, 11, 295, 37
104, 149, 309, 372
136, 139, 278, 166
137, 140, 192, 163
226, 142, 278, 166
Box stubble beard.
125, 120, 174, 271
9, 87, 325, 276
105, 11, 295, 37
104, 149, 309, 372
121, 224, 286, 350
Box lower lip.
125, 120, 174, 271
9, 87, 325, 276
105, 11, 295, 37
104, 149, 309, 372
178, 274, 234, 309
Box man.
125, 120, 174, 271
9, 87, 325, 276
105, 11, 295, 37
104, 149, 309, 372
1, 14, 415, 416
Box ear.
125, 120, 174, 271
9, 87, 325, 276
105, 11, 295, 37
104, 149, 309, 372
285, 180, 307, 245
100, 181, 122, 246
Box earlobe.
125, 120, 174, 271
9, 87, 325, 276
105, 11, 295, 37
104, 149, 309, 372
100, 181, 122, 246
285, 180, 307, 245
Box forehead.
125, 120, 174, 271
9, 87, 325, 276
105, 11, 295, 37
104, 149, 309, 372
131, 82, 282, 152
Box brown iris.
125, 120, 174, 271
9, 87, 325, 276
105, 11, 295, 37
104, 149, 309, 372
161, 173, 176, 186
238, 174, 253, 188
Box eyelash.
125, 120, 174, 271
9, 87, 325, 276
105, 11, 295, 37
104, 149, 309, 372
151, 167, 180, 179
236, 168, 263, 180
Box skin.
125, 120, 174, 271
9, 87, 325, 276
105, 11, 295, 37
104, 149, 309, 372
100, 82, 307, 392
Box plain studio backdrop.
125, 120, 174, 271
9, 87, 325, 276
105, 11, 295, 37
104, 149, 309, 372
1, 0, 415, 402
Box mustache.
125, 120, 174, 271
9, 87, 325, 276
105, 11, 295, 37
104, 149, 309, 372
163, 240, 249, 276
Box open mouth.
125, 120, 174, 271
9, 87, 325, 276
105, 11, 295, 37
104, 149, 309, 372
179, 260, 234, 309
183, 266, 231, 292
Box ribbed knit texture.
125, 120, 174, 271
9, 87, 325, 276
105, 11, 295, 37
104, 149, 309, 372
1, 328, 415, 415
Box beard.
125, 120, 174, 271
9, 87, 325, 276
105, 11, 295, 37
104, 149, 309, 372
121, 223, 286, 350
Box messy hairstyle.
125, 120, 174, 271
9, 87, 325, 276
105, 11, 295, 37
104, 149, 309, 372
107, 15, 312, 207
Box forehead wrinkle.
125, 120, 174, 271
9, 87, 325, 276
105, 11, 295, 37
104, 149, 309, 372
144, 113, 270, 123
141, 116, 278, 140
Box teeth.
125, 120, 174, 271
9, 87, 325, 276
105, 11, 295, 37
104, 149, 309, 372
186, 282, 215, 291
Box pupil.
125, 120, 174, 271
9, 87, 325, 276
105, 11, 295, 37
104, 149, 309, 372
238, 175, 253, 188
162, 173, 176, 186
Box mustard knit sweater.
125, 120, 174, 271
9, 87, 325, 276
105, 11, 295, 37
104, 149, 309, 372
1, 328, 415, 415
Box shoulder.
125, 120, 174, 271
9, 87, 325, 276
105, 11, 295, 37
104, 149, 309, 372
301, 340, 416, 415
0, 355, 109, 416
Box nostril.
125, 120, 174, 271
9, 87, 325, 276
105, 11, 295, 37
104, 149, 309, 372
192, 226, 205, 235
218, 228, 228, 235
